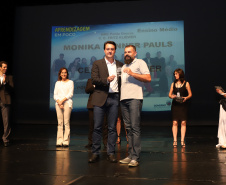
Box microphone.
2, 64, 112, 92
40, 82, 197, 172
117, 67, 121, 77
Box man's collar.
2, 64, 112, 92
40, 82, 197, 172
105, 57, 116, 65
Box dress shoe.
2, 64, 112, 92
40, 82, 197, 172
4, 142, 10, 147
88, 154, 99, 163
107, 154, 117, 163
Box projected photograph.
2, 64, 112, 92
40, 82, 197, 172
50, 21, 185, 111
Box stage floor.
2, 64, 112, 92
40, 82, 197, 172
0, 124, 225, 185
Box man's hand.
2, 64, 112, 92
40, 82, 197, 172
123, 68, 133, 76
107, 75, 116, 82
216, 89, 223, 94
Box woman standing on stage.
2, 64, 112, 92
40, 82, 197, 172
168, 68, 192, 147
216, 88, 226, 149
54, 68, 74, 147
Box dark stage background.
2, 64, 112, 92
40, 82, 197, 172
0, 0, 225, 125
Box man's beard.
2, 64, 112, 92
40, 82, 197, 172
124, 55, 134, 64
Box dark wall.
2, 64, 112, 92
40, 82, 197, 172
0, 3, 14, 70
3, 0, 226, 125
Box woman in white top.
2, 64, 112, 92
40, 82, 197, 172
54, 68, 74, 147
216, 88, 226, 149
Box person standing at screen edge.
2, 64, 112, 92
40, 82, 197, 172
119, 45, 151, 167
216, 87, 226, 149
54, 68, 74, 147
88, 41, 123, 163
168, 68, 192, 148
0, 61, 13, 147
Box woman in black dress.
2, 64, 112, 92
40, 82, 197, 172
168, 69, 192, 147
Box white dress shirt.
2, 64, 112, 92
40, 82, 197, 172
105, 57, 118, 93
0, 74, 5, 84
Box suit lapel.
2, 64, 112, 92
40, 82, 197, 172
5, 75, 9, 84
101, 59, 109, 77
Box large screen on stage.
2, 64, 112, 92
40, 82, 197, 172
49, 20, 184, 111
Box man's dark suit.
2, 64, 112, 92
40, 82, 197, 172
0, 75, 14, 143
91, 59, 122, 106
91, 58, 123, 155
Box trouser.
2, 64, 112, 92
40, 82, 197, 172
0, 102, 10, 143
88, 109, 108, 146
120, 99, 143, 161
92, 93, 119, 155
55, 103, 72, 145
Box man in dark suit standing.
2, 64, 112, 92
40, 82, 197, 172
88, 41, 123, 163
0, 61, 13, 147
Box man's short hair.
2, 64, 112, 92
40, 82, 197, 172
0, 61, 8, 67
104, 41, 117, 50
125, 45, 136, 51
